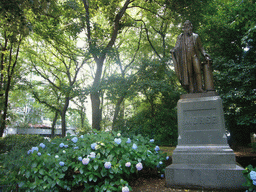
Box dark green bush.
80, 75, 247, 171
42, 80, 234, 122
252, 142, 256, 152
0, 134, 45, 154
0, 134, 45, 190
123, 107, 178, 146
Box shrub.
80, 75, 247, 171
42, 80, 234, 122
0, 134, 45, 190
252, 142, 256, 152
0, 134, 45, 154
124, 108, 178, 146
14, 131, 167, 192
243, 165, 256, 192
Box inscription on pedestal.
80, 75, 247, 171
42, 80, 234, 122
184, 115, 218, 126
178, 97, 226, 145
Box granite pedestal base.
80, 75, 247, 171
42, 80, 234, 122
165, 94, 245, 191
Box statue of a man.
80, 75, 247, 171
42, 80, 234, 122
171, 20, 212, 93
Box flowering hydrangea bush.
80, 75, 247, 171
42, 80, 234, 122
243, 165, 256, 192
39, 143, 46, 148
114, 138, 122, 145
17, 131, 167, 192
104, 162, 112, 169
125, 162, 131, 167
136, 162, 143, 171
122, 186, 130, 192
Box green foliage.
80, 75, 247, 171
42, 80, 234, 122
213, 57, 256, 146
0, 0, 59, 137
2, 131, 168, 191
243, 165, 256, 192
68, 108, 92, 135
125, 107, 178, 146
214, 58, 256, 127
252, 143, 256, 153
0, 135, 45, 190
198, 0, 256, 60
120, 59, 181, 146
0, 148, 30, 190
196, 0, 256, 146
0, 134, 45, 154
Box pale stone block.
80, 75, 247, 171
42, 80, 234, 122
165, 94, 246, 191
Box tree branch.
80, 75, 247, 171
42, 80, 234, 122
102, 0, 132, 61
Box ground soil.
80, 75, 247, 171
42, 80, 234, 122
130, 147, 256, 192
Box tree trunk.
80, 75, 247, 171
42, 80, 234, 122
0, 37, 7, 137
90, 91, 101, 130
80, 107, 85, 128
61, 97, 70, 137
0, 77, 10, 137
51, 111, 58, 138
90, 55, 104, 130
0, 36, 21, 137
83, 0, 131, 131
0, 118, 4, 137
0, 53, 16, 137
112, 96, 125, 131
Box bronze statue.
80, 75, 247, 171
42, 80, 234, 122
171, 20, 214, 93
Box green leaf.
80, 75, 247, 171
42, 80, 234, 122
31, 162, 37, 168
62, 166, 68, 172
109, 174, 114, 179
18, 182, 25, 188
39, 169, 44, 175
25, 171, 31, 178
51, 181, 56, 188
107, 154, 114, 161
33, 167, 38, 174
43, 175, 48, 181
30, 182, 37, 189
94, 164, 99, 171
79, 168, 84, 174
101, 169, 107, 177
112, 167, 119, 174
59, 173, 65, 179
106, 148, 110, 155
89, 174, 94, 182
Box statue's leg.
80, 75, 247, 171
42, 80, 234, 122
193, 56, 204, 93
189, 78, 194, 93
187, 57, 194, 93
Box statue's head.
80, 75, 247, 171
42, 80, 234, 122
183, 20, 193, 35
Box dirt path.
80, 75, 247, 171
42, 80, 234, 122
130, 177, 222, 192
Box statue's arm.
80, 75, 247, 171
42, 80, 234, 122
197, 35, 211, 61
170, 34, 182, 53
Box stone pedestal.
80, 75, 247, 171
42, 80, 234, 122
165, 93, 245, 191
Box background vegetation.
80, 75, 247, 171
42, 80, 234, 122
0, 0, 255, 147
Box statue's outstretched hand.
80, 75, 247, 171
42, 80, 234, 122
204, 53, 211, 61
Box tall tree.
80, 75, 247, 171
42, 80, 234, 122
197, 0, 256, 146
0, 0, 57, 136
86, 0, 204, 131
80, 0, 135, 130
24, 35, 87, 137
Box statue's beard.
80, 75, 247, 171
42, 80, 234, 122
184, 29, 192, 36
